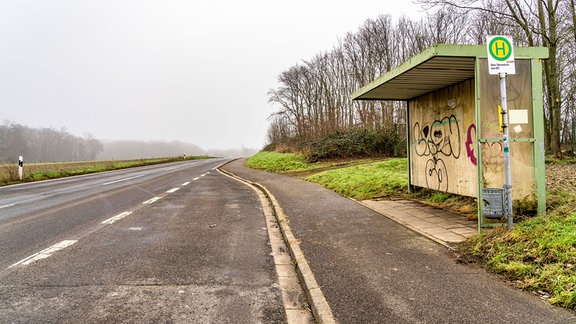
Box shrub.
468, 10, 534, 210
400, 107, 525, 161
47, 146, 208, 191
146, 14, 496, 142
303, 128, 404, 162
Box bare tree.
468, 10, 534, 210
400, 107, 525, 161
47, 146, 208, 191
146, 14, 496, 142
0, 122, 103, 162
415, 0, 570, 154
265, 1, 574, 158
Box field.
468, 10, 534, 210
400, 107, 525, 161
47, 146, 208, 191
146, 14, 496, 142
0, 156, 210, 186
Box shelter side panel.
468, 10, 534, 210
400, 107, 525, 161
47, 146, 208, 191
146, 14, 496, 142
479, 59, 535, 201
409, 79, 477, 197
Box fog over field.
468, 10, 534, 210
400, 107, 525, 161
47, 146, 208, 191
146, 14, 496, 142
98, 140, 257, 160
0, 122, 256, 163
0, 1, 423, 157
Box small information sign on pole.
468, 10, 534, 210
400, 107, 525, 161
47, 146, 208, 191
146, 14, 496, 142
487, 35, 515, 228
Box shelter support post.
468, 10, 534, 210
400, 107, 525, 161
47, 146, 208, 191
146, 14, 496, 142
531, 58, 547, 217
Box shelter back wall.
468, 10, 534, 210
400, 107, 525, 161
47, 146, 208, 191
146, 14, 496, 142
409, 78, 478, 197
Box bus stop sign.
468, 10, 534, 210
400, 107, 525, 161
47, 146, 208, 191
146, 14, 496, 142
487, 35, 515, 75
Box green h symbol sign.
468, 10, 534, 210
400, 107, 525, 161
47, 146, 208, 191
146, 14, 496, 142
489, 37, 512, 61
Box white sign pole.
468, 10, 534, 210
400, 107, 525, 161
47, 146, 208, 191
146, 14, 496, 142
487, 35, 515, 228
18, 156, 23, 181
499, 74, 513, 228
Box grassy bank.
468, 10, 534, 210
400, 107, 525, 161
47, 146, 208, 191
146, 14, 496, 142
246, 152, 406, 197
245, 151, 327, 173
246, 151, 475, 212
245, 151, 576, 311
0, 156, 211, 186
304, 158, 408, 200
461, 158, 576, 309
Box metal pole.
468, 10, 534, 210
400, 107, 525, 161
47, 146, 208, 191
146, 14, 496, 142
572, 118, 575, 158
499, 73, 513, 228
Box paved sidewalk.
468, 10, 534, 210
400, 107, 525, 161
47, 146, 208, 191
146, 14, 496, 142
221, 159, 576, 324
361, 200, 477, 247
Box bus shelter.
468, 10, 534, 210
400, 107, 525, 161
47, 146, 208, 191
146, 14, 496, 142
352, 44, 549, 230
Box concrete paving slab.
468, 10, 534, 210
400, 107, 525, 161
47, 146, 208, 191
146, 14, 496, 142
361, 199, 477, 246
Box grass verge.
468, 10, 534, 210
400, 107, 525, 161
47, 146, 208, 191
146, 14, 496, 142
245, 151, 576, 311
244, 151, 318, 173
461, 212, 576, 308
246, 152, 475, 213
304, 158, 408, 200
0, 156, 211, 186
459, 158, 576, 309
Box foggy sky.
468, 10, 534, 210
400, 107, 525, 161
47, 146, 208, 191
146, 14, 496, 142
0, 1, 423, 151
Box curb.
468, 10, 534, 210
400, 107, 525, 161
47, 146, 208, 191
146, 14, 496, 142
218, 167, 337, 324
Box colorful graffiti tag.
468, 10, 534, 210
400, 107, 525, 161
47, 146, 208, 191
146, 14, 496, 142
465, 124, 477, 166
465, 123, 504, 167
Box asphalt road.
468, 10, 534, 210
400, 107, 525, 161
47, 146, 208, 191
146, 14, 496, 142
0, 158, 287, 323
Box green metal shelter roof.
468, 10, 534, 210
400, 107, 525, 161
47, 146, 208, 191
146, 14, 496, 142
352, 44, 549, 101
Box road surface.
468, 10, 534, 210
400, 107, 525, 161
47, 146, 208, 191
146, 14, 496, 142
0, 158, 288, 323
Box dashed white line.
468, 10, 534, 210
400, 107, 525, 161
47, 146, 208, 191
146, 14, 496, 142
102, 175, 144, 186
6, 171, 218, 269
143, 197, 161, 205
10, 240, 78, 268
102, 211, 132, 225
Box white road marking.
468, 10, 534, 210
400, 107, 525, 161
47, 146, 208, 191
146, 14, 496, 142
102, 211, 132, 225
10, 240, 78, 267
5, 168, 220, 269
143, 197, 161, 205
102, 175, 143, 186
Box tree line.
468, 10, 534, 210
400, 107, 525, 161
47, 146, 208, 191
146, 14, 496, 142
0, 121, 253, 163
267, 0, 576, 155
0, 122, 103, 163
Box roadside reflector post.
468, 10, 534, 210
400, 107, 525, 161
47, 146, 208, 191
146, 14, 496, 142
18, 156, 23, 181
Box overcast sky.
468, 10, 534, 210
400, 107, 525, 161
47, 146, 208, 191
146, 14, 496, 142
0, 1, 425, 151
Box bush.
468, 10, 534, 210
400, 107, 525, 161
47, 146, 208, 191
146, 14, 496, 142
303, 128, 404, 162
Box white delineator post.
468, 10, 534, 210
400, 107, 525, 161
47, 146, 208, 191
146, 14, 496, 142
18, 156, 23, 180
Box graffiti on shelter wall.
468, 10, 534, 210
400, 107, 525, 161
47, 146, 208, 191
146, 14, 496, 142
465, 124, 477, 166
413, 115, 461, 192
410, 79, 478, 197
465, 123, 504, 167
